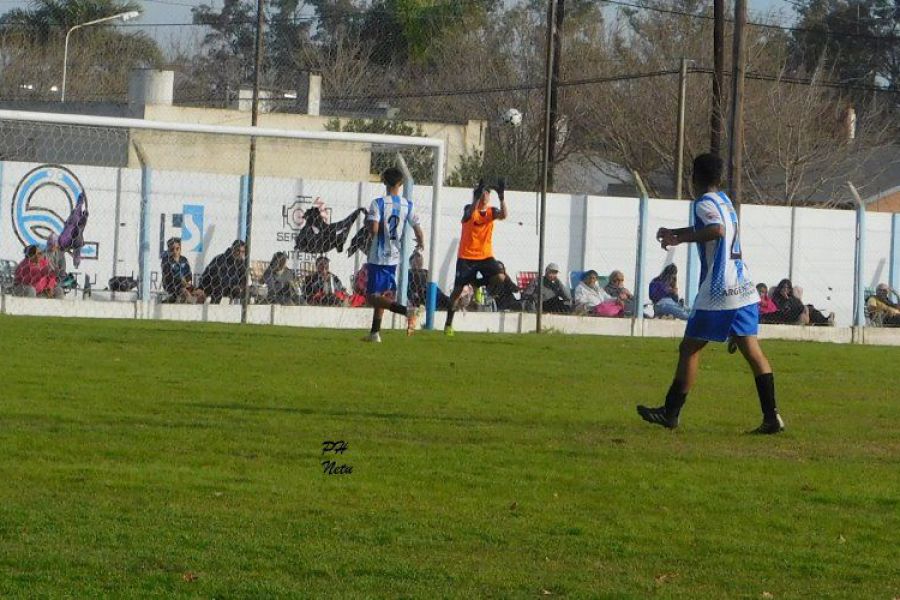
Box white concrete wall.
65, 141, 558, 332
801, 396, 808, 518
1, 158, 896, 326
3, 296, 898, 346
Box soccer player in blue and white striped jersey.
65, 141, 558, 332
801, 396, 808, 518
362, 167, 425, 343
637, 154, 784, 434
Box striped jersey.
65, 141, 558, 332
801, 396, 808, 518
365, 195, 420, 266
692, 191, 757, 311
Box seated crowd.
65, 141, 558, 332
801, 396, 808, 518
22, 233, 884, 331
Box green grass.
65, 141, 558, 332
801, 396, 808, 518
0, 315, 897, 599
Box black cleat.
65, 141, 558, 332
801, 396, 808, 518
749, 414, 785, 434
637, 405, 679, 429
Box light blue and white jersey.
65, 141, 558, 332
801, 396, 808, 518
366, 195, 420, 266
692, 191, 757, 311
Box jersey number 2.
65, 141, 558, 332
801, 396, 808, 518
728, 209, 742, 260
387, 215, 400, 241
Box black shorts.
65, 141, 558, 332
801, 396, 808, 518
454, 257, 502, 287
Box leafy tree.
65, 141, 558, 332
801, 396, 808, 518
0, 0, 161, 100
325, 116, 434, 181
790, 0, 899, 89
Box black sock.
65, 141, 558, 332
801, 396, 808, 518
446, 309, 455, 327
664, 379, 687, 418
370, 314, 382, 334
755, 373, 777, 421
388, 302, 407, 316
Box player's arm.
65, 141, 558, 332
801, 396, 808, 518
412, 224, 425, 253
366, 199, 381, 236
495, 178, 508, 220
658, 224, 723, 248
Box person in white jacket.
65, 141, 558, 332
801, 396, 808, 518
573, 270, 624, 316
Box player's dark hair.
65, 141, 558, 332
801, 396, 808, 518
381, 167, 404, 188
24, 244, 39, 258
692, 153, 723, 188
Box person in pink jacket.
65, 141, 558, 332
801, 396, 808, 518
13, 245, 64, 299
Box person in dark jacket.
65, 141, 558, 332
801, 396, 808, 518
200, 240, 246, 304
407, 251, 451, 310
768, 279, 808, 324
303, 256, 348, 306
161, 237, 205, 303
523, 263, 571, 313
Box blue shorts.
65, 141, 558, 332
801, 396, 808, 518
366, 264, 397, 295
685, 304, 759, 343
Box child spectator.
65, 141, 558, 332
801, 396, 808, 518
161, 237, 205, 304
757, 283, 778, 323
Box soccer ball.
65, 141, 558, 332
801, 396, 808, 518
501, 108, 523, 127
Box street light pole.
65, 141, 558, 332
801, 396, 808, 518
61, 10, 140, 102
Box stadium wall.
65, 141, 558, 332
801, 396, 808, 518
0, 158, 896, 327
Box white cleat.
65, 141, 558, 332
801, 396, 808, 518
362, 332, 382, 343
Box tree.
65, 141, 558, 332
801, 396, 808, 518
790, 0, 899, 90
325, 117, 434, 182
0, 0, 162, 100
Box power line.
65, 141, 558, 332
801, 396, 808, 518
691, 65, 899, 94
597, 0, 899, 43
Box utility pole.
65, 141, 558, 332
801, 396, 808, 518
728, 0, 747, 212
675, 57, 689, 200
547, 0, 565, 191
241, 0, 265, 323
711, 0, 725, 155
537, 0, 558, 334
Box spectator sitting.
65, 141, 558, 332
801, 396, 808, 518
44, 233, 67, 280
487, 261, 522, 311
794, 284, 834, 326
264, 251, 301, 305
649, 264, 689, 320
867, 283, 900, 326
13, 245, 64, 299
604, 269, 635, 315
768, 278, 808, 324
303, 256, 348, 306
161, 237, 205, 304
524, 263, 572, 313
200, 240, 247, 304
408, 251, 452, 310
349, 267, 368, 308
574, 269, 624, 317
757, 282, 779, 324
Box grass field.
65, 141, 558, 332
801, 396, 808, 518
0, 315, 897, 599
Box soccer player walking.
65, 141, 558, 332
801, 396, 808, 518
637, 154, 784, 434
363, 167, 425, 343
443, 179, 509, 335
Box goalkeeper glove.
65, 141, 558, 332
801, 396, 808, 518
496, 177, 506, 201
473, 179, 485, 200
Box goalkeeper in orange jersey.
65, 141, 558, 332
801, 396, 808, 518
443, 179, 509, 336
